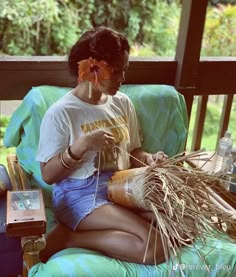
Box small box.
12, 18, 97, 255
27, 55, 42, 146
6, 190, 46, 237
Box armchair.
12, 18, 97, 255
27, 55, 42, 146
4, 84, 236, 276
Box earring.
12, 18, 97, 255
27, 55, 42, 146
88, 82, 92, 99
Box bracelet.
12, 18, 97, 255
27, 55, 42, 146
60, 152, 75, 170
67, 146, 81, 161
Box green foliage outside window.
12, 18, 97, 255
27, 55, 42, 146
202, 4, 236, 56
0, 0, 93, 55
0, 0, 236, 156
0, 116, 9, 139
0, 1, 236, 57
0, 0, 180, 57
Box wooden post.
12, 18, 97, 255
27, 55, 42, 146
175, 0, 208, 88
175, 0, 208, 147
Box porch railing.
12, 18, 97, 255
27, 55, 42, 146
1, 1, 236, 159
0, 56, 235, 155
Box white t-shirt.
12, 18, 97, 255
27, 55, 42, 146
36, 90, 142, 179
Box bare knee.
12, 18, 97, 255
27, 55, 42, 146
132, 235, 166, 265
143, 243, 166, 265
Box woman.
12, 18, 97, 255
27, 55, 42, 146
36, 26, 167, 265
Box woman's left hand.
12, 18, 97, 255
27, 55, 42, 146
146, 151, 168, 166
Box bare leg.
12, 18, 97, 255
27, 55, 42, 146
140, 211, 155, 222
74, 205, 164, 264
39, 223, 71, 263
40, 205, 165, 265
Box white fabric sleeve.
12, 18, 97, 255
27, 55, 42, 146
36, 107, 70, 162
125, 96, 142, 151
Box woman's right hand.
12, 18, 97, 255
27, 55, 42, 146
40, 130, 115, 184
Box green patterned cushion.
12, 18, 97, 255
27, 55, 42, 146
4, 85, 236, 277
4, 84, 188, 208
120, 85, 188, 156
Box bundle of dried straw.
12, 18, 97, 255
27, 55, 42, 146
108, 150, 236, 264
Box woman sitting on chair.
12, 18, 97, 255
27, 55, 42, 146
36, 26, 167, 265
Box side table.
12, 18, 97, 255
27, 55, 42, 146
6, 189, 47, 277
0, 164, 23, 277
187, 151, 236, 238
187, 151, 236, 209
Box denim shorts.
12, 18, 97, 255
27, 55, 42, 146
52, 171, 114, 231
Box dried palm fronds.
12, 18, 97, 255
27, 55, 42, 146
108, 150, 236, 265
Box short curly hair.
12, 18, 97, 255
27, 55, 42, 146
68, 26, 130, 78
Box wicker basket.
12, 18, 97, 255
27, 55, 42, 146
108, 167, 149, 209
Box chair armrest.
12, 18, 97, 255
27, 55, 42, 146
6, 154, 31, 190
0, 163, 12, 195
21, 235, 46, 276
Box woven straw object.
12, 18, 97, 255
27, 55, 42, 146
108, 151, 236, 264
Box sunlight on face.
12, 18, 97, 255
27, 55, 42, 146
98, 51, 129, 95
